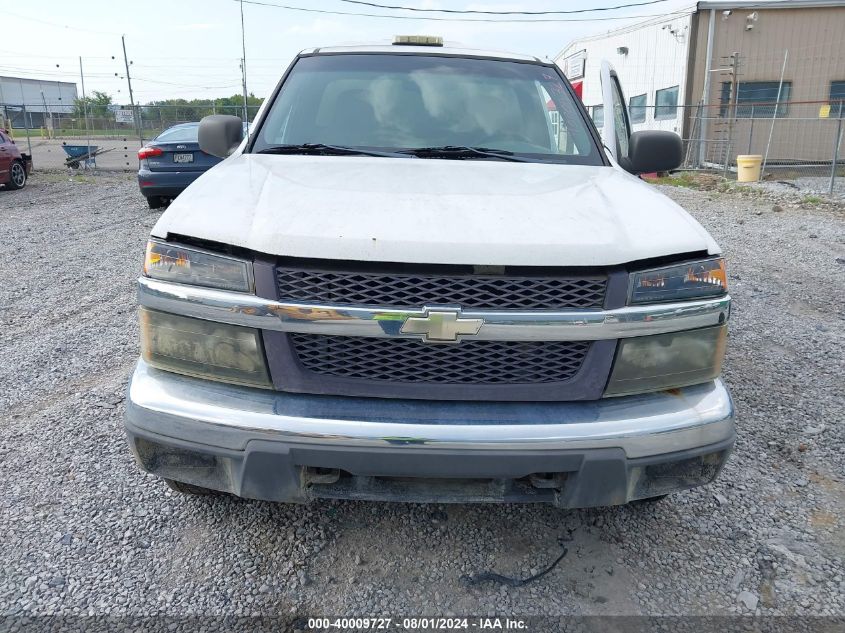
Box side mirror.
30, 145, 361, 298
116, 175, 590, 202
198, 115, 244, 158
621, 130, 683, 174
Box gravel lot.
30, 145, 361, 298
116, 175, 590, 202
749, 176, 845, 203
1, 172, 843, 623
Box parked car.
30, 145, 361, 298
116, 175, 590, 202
138, 122, 245, 209
0, 129, 32, 190
126, 37, 734, 508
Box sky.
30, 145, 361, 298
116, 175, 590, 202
3, 0, 700, 104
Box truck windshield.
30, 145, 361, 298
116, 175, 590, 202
252, 54, 602, 165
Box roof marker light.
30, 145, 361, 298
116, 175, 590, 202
393, 35, 443, 46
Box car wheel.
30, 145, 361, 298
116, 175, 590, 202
164, 478, 220, 496
7, 161, 27, 190
146, 196, 165, 209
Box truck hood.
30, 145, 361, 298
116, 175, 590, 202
152, 154, 719, 266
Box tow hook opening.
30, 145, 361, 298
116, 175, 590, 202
303, 467, 341, 485
528, 472, 568, 489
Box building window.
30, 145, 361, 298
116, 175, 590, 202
629, 94, 647, 124
654, 86, 679, 120
591, 105, 604, 128
830, 81, 845, 117
720, 81, 791, 118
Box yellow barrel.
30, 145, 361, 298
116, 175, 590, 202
736, 154, 762, 182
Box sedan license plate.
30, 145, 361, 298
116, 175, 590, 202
173, 153, 194, 163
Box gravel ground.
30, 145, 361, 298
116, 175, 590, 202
1, 172, 843, 623
748, 175, 845, 202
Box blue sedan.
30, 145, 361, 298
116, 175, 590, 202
138, 122, 245, 209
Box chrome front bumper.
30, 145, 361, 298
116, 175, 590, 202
125, 360, 735, 505
127, 360, 734, 456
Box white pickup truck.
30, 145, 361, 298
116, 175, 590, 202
125, 37, 734, 508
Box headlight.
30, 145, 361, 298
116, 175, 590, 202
140, 308, 272, 388
604, 325, 727, 397
144, 239, 253, 292
630, 258, 727, 304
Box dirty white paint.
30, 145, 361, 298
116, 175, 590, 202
152, 154, 719, 266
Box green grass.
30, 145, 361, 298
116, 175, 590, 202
648, 172, 770, 197
802, 195, 823, 205
649, 172, 708, 189
717, 182, 760, 195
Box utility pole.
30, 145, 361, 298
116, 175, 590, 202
697, 8, 716, 167
79, 57, 92, 166
122, 35, 143, 145
722, 52, 740, 178
240, 59, 248, 122
240, 0, 250, 132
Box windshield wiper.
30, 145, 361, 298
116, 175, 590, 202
398, 146, 538, 162
256, 143, 406, 158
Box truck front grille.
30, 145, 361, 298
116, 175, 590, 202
275, 266, 607, 310
290, 334, 590, 385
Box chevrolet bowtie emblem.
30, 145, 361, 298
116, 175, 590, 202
400, 308, 484, 343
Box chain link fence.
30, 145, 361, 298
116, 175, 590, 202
682, 101, 844, 193
588, 98, 844, 198
682, 45, 845, 197
1, 103, 261, 142
5, 62, 843, 193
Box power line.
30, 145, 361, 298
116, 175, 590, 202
0, 66, 240, 92
0, 65, 116, 79
337, 0, 673, 16
236, 0, 684, 23
6, 9, 120, 36
133, 76, 242, 89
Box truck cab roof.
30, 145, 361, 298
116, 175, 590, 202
299, 43, 545, 64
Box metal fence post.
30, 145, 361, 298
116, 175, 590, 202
761, 49, 788, 181
21, 102, 33, 159
747, 105, 755, 155
830, 115, 843, 197
698, 8, 717, 168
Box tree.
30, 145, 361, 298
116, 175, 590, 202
141, 94, 265, 126
73, 91, 113, 118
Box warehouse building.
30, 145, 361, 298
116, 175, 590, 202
0, 76, 78, 130
556, 0, 845, 166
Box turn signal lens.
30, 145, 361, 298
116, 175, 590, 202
143, 239, 253, 292
630, 258, 727, 304
140, 308, 272, 388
